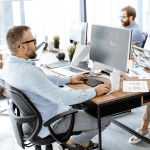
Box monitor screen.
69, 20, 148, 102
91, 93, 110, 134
90, 24, 132, 73
70, 21, 88, 45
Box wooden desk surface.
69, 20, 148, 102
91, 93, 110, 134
39, 50, 150, 106
2, 48, 150, 105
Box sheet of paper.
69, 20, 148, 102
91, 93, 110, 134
138, 74, 150, 79
126, 67, 148, 77
123, 81, 149, 92
127, 59, 133, 69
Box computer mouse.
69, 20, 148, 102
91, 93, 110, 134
56, 53, 65, 60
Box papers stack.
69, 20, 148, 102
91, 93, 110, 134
123, 81, 149, 92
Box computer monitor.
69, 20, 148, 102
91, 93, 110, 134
70, 20, 88, 45
89, 24, 132, 73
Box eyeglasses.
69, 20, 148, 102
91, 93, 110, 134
119, 16, 128, 20
18, 38, 36, 48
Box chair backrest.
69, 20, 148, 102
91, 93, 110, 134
0, 79, 43, 149
142, 32, 148, 48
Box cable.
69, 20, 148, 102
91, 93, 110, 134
120, 75, 126, 83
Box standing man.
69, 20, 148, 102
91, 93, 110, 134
2, 26, 111, 150
120, 6, 144, 47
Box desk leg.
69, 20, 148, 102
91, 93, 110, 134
97, 105, 102, 150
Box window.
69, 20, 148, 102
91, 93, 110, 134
0, 0, 80, 47
0, 2, 14, 45
1, 0, 149, 47
86, 0, 148, 41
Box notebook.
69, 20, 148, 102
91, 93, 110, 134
131, 45, 150, 69
45, 61, 70, 69
51, 45, 91, 76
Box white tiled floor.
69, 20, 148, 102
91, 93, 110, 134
0, 98, 150, 150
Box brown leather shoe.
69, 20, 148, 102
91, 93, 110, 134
57, 141, 98, 150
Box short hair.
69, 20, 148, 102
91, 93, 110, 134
121, 6, 136, 20
6, 26, 31, 54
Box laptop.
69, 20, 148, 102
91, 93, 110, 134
44, 61, 70, 69
51, 44, 91, 76
131, 45, 150, 69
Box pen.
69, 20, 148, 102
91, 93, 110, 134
106, 90, 114, 96
132, 41, 140, 44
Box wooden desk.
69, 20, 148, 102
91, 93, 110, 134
3, 49, 150, 149
40, 50, 150, 150
39, 50, 150, 149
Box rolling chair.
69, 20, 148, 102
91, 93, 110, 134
142, 32, 148, 48
0, 79, 81, 150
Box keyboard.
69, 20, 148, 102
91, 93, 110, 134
78, 76, 104, 87
36, 42, 45, 51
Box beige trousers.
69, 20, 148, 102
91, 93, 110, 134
143, 104, 150, 124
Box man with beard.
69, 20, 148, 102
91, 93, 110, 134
120, 6, 144, 47
1, 26, 111, 150
87, 6, 144, 47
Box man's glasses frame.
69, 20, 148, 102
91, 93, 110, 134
18, 38, 36, 48
119, 16, 128, 20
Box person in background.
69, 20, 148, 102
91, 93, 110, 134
128, 105, 150, 144
87, 6, 144, 48
120, 6, 144, 47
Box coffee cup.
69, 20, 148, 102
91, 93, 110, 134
49, 41, 54, 50
110, 71, 120, 91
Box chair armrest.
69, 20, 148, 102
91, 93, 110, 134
9, 105, 37, 124
43, 109, 78, 127
43, 109, 78, 143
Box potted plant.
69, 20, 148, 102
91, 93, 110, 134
68, 45, 76, 62
53, 35, 60, 48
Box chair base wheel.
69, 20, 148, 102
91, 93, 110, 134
34, 145, 41, 150
45, 144, 53, 150
59, 144, 68, 150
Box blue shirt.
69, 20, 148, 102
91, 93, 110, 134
124, 22, 144, 47
1, 55, 96, 138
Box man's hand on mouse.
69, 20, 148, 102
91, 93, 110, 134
70, 74, 87, 84
94, 84, 110, 96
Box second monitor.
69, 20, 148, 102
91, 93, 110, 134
70, 20, 88, 45
90, 24, 132, 73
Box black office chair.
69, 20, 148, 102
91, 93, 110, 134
0, 79, 81, 150
142, 32, 148, 48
